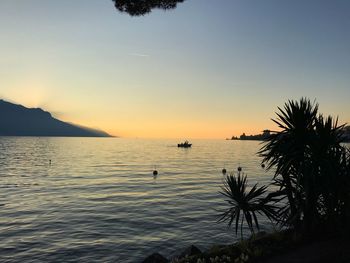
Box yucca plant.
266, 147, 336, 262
219, 172, 278, 238
259, 98, 319, 228
259, 98, 350, 232
221, 98, 350, 236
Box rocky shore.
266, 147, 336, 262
142, 230, 350, 263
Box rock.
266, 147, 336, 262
179, 245, 202, 258
205, 244, 241, 259
142, 252, 168, 263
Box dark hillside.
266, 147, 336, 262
0, 99, 111, 137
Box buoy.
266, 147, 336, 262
49, 159, 51, 165
237, 166, 242, 172
153, 170, 158, 176
261, 163, 265, 168
222, 168, 227, 174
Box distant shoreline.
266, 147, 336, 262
228, 138, 266, 142
228, 127, 350, 143
227, 130, 271, 141
0, 99, 112, 137
0, 135, 116, 138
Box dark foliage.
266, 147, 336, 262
219, 172, 278, 237
259, 98, 350, 232
112, 0, 185, 16
221, 98, 350, 237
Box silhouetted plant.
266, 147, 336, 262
259, 98, 350, 232
259, 98, 318, 226
112, 0, 185, 16
219, 172, 278, 238
220, 98, 350, 237
310, 116, 345, 224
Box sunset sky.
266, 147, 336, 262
0, 0, 349, 138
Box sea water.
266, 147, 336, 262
0, 137, 273, 262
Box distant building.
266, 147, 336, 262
232, 130, 271, 141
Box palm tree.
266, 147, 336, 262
259, 98, 319, 228
219, 172, 278, 238
312, 115, 348, 229
220, 98, 350, 236
259, 98, 350, 231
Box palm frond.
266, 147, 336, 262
219, 172, 278, 236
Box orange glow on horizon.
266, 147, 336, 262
66, 117, 276, 139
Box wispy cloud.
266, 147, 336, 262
129, 53, 150, 58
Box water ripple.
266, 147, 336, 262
0, 137, 281, 262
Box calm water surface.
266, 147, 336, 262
0, 137, 274, 262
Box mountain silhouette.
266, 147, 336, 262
0, 99, 111, 137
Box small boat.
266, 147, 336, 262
178, 141, 192, 148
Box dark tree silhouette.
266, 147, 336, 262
221, 98, 350, 237
112, 0, 185, 16
259, 98, 350, 232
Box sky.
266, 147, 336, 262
0, 0, 349, 139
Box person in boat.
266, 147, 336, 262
178, 140, 191, 147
